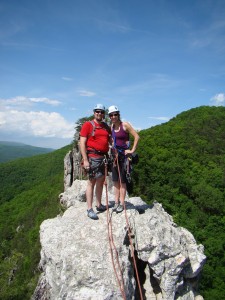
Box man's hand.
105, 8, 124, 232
83, 159, 90, 170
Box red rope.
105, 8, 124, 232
115, 151, 144, 300
104, 162, 126, 300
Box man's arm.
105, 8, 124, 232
80, 136, 90, 168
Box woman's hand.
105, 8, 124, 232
125, 149, 133, 155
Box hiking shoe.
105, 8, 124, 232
87, 208, 99, 220
116, 204, 124, 213
112, 202, 120, 212
96, 204, 107, 212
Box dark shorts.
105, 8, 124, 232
88, 156, 105, 179
112, 156, 127, 183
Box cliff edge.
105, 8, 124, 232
33, 176, 206, 300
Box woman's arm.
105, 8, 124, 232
123, 122, 140, 154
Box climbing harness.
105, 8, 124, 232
84, 155, 110, 179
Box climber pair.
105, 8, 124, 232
79, 104, 140, 220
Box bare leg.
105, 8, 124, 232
119, 183, 127, 205
95, 176, 105, 207
86, 178, 96, 210
113, 181, 120, 204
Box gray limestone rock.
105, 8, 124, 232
64, 150, 73, 190
64, 147, 83, 191
33, 178, 206, 300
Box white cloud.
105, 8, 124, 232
94, 19, 132, 33
78, 90, 96, 97
30, 97, 61, 106
148, 116, 170, 121
0, 109, 74, 139
0, 96, 61, 108
210, 93, 225, 106
117, 74, 180, 95
62, 77, 73, 81
189, 20, 225, 52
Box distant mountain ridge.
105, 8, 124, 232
0, 141, 27, 146
0, 141, 54, 163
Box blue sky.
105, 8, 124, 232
0, 0, 225, 149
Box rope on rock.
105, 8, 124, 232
104, 161, 126, 300
115, 152, 144, 300
104, 152, 143, 300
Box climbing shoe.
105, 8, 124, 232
112, 202, 120, 212
96, 204, 107, 212
87, 208, 99, 220
116, 204, 124, 213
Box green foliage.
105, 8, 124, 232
1, 105, 225, 299
0, 145, 71, 299
0, 141, 54, 163
131, 106, 225, 299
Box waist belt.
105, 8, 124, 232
87, 148, 108, 156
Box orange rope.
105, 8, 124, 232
115, 151, 143, 300
104, 162, 126, 300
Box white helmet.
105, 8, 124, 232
94, 103, 105, 111
108, 105, 119, 114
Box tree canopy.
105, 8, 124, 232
131, 106, 225, 299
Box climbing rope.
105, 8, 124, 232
103, 152, 143, 300
104, 160, 126, 300
114, 151, 144, 300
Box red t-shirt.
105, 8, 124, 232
80, 120, 110, 155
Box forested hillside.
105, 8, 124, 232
0, 106, 224, 300
0, 141, 54, 163
0, 145, 71, 299
131, 106, 225, 300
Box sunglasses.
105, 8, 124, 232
95, 110, 105, 114
109, 113, 118, 117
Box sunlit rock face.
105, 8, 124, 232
33, 176, 206, 300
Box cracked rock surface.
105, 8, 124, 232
33, 178, 206, 300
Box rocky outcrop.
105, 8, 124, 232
64, 146, 82, 191
33, 178, 206, 300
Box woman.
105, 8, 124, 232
108, 105, 140, 213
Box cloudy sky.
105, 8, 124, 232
0, 0, 225, 149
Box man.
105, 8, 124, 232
80, 104, 111, 220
